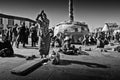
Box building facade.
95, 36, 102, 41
0, 13, 36, 34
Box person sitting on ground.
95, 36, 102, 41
54, 37, 62, 47
49, 50, 60, 65
64, 36, 71, 49
0, 40, 14, 57
104, 37, 109, 45
60, 36, 79, 55
97, 37, 107, 52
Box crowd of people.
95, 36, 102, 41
0, 10, 54, 60
0, 21, 40, 57
0, 11, 120, 60
0, 21, 120, 57
1, 21, 40, 48
50, 30, 120, 55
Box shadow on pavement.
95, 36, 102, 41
13, 54, 26, 58
15, 46, 38, 50
0, 54, 26, 58
59, 59, 109, 68
25, 46, 39, 49
61, 51, 89, 56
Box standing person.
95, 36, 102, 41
5, 28, 12, 43
25, 26, 30, 45
36, 10, 50, 58
0, 40, 14, 57
30, 23, 38, 47
11, 24, 18, 46
1, 29, 5, 41
16, 22, 26, 48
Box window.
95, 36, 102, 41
8, 19, 14, 25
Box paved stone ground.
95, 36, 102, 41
0, 39, 120, 80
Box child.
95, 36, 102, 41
49, 50, 60, 65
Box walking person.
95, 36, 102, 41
30, 23, 38, 47
16, 22, 26, 48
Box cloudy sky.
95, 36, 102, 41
0, 0, 120, 31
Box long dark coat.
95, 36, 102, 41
16, 26, 26, 43
31, 27, 38, 43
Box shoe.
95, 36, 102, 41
43, 62, 47, 65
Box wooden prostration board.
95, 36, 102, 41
11, 58, 49, 76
